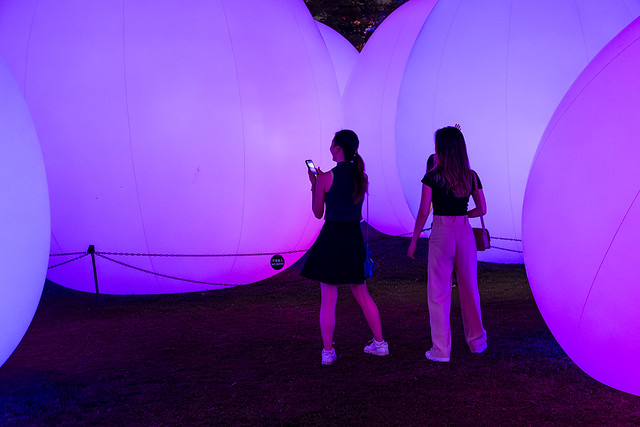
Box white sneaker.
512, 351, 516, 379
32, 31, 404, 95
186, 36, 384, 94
364, 338, 389, 356
321, 348, 337, 365
425, 350, 449, 362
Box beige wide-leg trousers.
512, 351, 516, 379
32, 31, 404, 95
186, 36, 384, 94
427, 215, 487, 359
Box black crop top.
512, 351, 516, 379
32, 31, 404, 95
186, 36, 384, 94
324, 162, 363, 222
421, 169, 482, 216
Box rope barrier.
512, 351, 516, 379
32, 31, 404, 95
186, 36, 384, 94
95, 253, 236, 287
49, 251, 89, 257
47, 226, 520, 270
95, 248, 308, 258
491, 236, 522, 242
48, 253, 90, 269
366, 227, 522, 253
367, 227, 432, 242
45, 223, 522, 291
490, 245, 523, 253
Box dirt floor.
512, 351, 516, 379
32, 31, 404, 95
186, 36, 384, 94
1, 231, 639, 425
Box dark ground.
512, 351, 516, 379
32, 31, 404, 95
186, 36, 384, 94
2, 231, 639, 425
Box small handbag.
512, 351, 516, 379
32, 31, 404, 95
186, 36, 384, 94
364, 243, 374, 278
473, 215, 490, 251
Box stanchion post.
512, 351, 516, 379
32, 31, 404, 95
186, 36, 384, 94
87, 245, 102, 312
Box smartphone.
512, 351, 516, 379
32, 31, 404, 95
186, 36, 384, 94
305, 159, 318, 178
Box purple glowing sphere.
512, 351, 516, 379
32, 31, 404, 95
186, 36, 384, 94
316, 21, 358, 95
0, 57, 50, 367
0, 0, 340, 294
523, 17, 640, 396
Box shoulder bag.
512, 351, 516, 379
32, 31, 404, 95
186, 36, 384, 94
473, 215, 490, 251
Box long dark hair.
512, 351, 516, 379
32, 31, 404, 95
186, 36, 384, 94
334, 129, 368, 203
431, 126, 473, 198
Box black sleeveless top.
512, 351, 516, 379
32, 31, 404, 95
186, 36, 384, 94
421, 169, 482, 216
324, 162, 363, 222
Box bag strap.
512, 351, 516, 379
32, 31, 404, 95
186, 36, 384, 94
473, 171, 486, 232
366, 191, 370, 246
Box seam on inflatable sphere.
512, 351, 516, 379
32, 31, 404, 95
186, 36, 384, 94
578, 188, 640, 330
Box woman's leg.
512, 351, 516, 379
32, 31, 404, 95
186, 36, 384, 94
320, 282, 339, 351
350, 283, 383, 342
427, 217, 456, 359
454, 220, 487, 353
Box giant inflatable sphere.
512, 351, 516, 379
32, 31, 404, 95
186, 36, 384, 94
385, 0, 640, 261
343, 0, 437, 236
316, 22, 358, 95
0, 58, 50, 368
0, 0, 339, 294
523, 17, 640, 397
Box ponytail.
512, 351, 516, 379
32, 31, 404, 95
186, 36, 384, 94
333, 129, 367, 203
351, 152, 367, 203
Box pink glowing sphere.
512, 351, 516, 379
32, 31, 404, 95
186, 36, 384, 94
523, 18, 640, 396
0, 58, 50, 367
316, 22, 358, 95
343, 0, 437, 236
0, 0, 339, 294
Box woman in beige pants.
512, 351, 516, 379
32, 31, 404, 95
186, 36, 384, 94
408, 126, 487, 362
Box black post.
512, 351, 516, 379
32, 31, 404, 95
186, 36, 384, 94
88, 245, 101, 312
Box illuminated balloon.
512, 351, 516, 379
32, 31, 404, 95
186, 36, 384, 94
523, 17, 640, 396
350, 0, 639, 260
0, 0, 339, 294
343, 0, 437, 236
316, 22, 358, 95
0, 57, 50, 367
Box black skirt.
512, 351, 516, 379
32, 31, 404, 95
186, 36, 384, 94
302, 221, 366, 285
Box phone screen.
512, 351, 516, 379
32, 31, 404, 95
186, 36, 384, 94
305, 159, 318, 177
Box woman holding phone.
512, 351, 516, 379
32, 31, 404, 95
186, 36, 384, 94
302, 130, 388, 366
408, 125, 487, 362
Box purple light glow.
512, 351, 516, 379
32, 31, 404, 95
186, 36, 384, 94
523, 17, 640, 396
0, 57, 50, 367
0, 0, 340, 294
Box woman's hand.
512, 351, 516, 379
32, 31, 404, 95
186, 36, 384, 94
407, 241, 417, 259
307, 168, 324, 185
311, 168, 329, 219
408, 184, 432, 259
307, 167, 324, 184
469, 188, 487, 217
